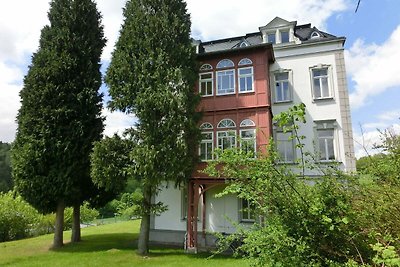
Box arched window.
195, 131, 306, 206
238, 58, 253, 66
216, 59, 234, 69
217, 119, 236, 128
200, 122, 213, 129
239, 41, 248, 47
240, 119, 255, 127
200, 64, 213, 71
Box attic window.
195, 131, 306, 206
200, 64, 213, 71
311, 31, 320, 39
240, 42, 248, 47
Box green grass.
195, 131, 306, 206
0, 220, 246, 267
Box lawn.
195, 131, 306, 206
0, 220, 246, 267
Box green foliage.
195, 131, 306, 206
0, 142, 12, 193
206, 105, 400, 266
0, 192, 41, 242
12, 0, 106, 215
64, 202, 100, 229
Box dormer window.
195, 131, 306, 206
240, 41, 249, 47
311, 31, 320, 39
281, 31, 289, 43
267, 33, 276, 44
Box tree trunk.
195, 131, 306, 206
52, 200, 65, 249
71, 203, 81, 243
137, 185, 152, 255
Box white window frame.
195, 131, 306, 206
199, 72, 213, 97
199, 64, 213, 71
217, 119, 236, 128
199, 131, 213, 161
216, 59, 234, 69
217, 130, 236, 151
240, 129, 256, 157
275, 130, 295, 163
240, 198, 255, 222
216, 69, 235, 95
238, 58, 253, 66
238, 67, 254, 93
315, 121, 337, 162
273, 70, 292, 103
310, 66, 333, 100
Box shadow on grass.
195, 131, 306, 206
53, 233, 139, 253
53, 234, 233, 261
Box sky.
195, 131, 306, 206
0, 0, 399, 158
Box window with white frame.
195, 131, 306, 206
275, 130, 295, 163
274, 71, 291, 102
216, 70, 235, 95
217, 131, 236, 150
199, 132, 213, 161
216, 59, 234, 69
315, 121, 336, 161
311, 67, 331, 99
199, 64, 213, 71
238, 67, 254, 93
239, 119, 256, 157
281, 31, 289, 43
238, 58, 252, 66
240, 129, 256, 157
267, 33, 276, 44
199, 122, 213, 161
217, 119, 236, 151
199, 72, 213, 96
240, 198, 255, 222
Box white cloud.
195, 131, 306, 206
187, 0, 348, 40
102, 109, 136, 137
346, 25, 400, 109
353, 108, 400, 158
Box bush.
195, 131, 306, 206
64, 202, 99, 230
0, 192, 41, 242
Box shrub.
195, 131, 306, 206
0, 192, 41, 242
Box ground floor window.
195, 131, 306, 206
240, 198, 255, 222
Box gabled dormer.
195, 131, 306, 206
259, 17, 296, 45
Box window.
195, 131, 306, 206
216, 59, 234, 69
238, 58, 252, 66
238, 67, 254, 93
240, 129, 256, 157
217, 119, 236, 128
216, 70, 235, 95
276, 130, 295, 163
281, 31, 289, 43
200, 64, 213, 71
311, 31, 320, 39
239, 41, 248, 47
274, 72, 291, 102
200, 122, 213, 130
267, 33, 276, 44
199, 72, 213, 96
312, 67, 331, 99
217, 131, 236, 150
315, 121, 336, 161
199, 132, 213, 161
240, 119, 255, 127
240, 199, 255, 222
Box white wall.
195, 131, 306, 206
271, 42, 350, 173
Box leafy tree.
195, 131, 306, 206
12, 0, 106, 248
0, 142, 12, 193
104, 0, 200, 255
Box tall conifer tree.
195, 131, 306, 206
12, 0, 106, 248
105, 0, 200, 255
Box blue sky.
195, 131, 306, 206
0, 0, 399, 158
